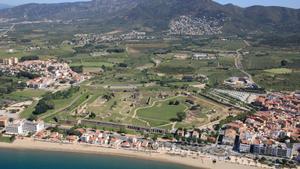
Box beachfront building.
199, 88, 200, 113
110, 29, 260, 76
239, 143, 251, 153
80, 133, 91, 142
5, 120, 45, 135
5, 120, 25, 135
249, 144, 292, 158
22, 120, 45, 133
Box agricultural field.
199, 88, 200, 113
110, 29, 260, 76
242, 47, 300, 91
242, 49, 300, 70
251, 70, 300, 91
1, 19, 298, 133
263, 68, 293, 74
200, 39, 246, 51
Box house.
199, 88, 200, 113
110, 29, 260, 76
80, 133, 90, 142
222, 128, 237, 145
177, 129, 185, 137
192, 53, 208, 60
0, 116, 8, 127
182, 75, 194, 82
141, 140, 149, 148
66, 135, 79, 143
2, 57, 18, 65
192, 130, 200, 139
121, 141, 131, 148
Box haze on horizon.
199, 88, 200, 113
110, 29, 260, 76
1, 0, 300, 9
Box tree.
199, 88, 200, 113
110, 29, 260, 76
33, 100, 55, 115
152, 134, 158, 141
20, 55, 39, 62
8, 118, 14, 123
89, 112, 96, 119
28, 115, 38, 121
118, 63, 128, 68
281, 59, 288, 67
168, 101, 174, 105
70, 66, 83, 73
176, 112, 187, 122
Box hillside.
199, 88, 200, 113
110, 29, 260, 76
0, 0, 299, 34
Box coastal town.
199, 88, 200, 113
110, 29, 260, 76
0, 74, 298, 165
0, 42, 299, 169
0, 1, 299, 168
0, 47, 299, 169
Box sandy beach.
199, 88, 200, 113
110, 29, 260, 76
0, 138, 265, 169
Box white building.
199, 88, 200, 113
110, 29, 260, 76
240, 143, 251, 153
5, 120, 44, 135
80, 133, 90, 142
22, 120, 45, 133
5, 120, 25, 135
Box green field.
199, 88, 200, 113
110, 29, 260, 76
7, 89, 46, 100
136, 97, 188, 126
264, 68, 293, 74
243, 49, 300, 70
0, 135, 15, 143
252, 71, 300, 91
201, 39, 246, 51
20, 101, 39, 119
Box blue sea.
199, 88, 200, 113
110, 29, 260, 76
0, 148, 195, 169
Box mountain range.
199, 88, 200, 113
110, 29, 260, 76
0, 0, 299, 34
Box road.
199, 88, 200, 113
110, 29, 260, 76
0, 23, 15, 37
234, 40, 254, 83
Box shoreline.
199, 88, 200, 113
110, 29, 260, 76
0, 138, 262, 169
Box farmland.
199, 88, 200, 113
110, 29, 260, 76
0, 20, 298, 133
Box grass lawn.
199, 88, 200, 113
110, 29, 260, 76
20, 101, 38, 119
136, 97, 188, 126
0, 135, 14, 143
202, 39, 246, 51
70, 61, 114, 68
7, 89, 46, 100
41, 90, 85, 122
264, 68, 293, 74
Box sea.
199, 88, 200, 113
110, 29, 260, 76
0, 148, 195, 169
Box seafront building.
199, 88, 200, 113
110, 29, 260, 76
22, 120, 45, 133
5, 120, 44, 135
5, 120, 25, 135
218, 92, 299, 159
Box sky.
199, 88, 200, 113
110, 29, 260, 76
0, 0, 300, 9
